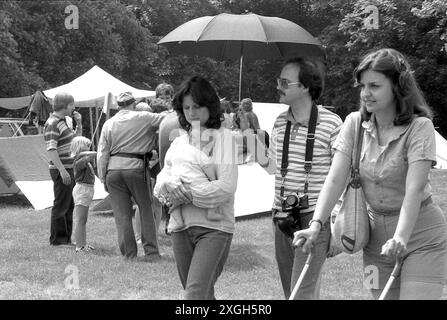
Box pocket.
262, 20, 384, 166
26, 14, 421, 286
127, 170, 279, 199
381, 154, 407, 185
388, 155, 407, 168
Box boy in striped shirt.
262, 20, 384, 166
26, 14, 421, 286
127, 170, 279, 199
44, 92, 82, 246
256, 58, 343, 299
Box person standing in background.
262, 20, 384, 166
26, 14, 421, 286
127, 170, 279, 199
44, 92, 82, 246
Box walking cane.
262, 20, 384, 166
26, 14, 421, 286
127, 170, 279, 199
289, 244, 313, 300
378, 257, 403, 300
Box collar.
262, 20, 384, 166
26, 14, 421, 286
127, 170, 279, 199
285, 105, 321, 127
363, 113, 411, 141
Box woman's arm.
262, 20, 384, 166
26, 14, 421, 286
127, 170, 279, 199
381, 160, 431, 258
292, 150, 351, 252
188, 164, 238, 209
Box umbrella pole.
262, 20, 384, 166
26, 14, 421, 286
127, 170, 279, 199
238, 54, 243, 104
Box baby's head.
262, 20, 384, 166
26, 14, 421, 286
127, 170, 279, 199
71, 136, 91, 157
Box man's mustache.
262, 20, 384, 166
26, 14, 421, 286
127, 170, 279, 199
278, 90, 285, 96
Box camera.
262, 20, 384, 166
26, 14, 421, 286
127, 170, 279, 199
273, 193, 309, 238
281, 193, 309, 212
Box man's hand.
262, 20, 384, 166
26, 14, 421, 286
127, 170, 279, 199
72, 110, 82, 124
60, 169, 71, 185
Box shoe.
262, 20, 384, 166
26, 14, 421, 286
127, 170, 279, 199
136, 239, 142, 245
138, 253, 163, 263
75, 245, 94, 253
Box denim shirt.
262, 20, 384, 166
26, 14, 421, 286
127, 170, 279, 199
334, 112, 437, 213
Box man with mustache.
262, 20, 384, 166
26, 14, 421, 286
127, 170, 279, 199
255, 58, 343, 299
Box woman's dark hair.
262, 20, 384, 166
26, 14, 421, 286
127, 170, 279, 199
283, 57, 325, 101
172, 76, 222, 131
354, 48, 432, 124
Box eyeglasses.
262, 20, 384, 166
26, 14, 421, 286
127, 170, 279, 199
277, 78, 302, 89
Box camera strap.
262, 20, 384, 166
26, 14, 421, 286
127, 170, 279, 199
280, 104, 318, 197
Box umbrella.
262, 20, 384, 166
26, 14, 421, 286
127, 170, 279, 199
158, 12, 325, 102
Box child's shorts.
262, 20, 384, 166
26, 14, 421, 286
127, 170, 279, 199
73, 183, 94, 207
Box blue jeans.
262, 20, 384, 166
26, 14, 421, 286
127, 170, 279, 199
106, 169, 159, 258
172, 226, 233, 300
273, 211, 331, 299
49, 168, 74, 245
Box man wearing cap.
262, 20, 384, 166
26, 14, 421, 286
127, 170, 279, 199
97, 92, 166, 260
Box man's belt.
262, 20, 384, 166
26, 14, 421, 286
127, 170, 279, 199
110, 151, 153, 182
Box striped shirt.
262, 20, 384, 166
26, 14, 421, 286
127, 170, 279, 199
44, 113, 74, 169
268, 105, 342, 213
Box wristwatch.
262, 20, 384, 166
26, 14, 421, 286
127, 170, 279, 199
308, 219, 323, 228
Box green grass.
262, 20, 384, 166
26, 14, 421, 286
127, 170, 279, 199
1, 169, 446, 300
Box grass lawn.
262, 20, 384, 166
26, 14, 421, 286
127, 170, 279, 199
1, 169, 446, 300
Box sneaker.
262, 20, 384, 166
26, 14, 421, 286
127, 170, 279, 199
75, 245, 94, 253
136, 239, 142, 245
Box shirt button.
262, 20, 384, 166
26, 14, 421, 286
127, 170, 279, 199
379, 200, 383, 203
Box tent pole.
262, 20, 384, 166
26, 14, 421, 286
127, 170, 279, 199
89, 107, 94, 149
95, 102, 99, 147
238, 49, 243, 105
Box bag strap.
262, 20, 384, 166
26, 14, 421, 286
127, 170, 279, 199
280, 104, 318, 196
351, 115, 365, 188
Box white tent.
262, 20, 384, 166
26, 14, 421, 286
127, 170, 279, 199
435, 130, 447, 169
0, 135, 108, 209
44, 65, 155, 108
0, 65, 155, 110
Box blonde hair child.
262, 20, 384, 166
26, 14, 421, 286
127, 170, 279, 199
71, 136, 97, 253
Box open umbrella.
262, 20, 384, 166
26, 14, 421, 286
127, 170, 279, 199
158, 12, 325, 102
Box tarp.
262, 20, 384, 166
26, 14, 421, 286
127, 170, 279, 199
0, 65, 155, 110
0, 135, 108, 210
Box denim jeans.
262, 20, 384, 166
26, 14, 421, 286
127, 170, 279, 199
273, 211, 331, 299
49, 168, 74, 245
106, 169, 159, 258
172, 226, 233, 300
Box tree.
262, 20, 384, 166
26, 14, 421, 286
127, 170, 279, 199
335, 0, 447, 135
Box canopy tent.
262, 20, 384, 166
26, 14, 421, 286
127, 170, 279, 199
435, 130, 447, 169
0, 135, 108, 209
0, 65, 155, 110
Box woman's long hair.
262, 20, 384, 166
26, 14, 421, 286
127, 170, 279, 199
353, 48, 432, 125
172, 76, 222, 131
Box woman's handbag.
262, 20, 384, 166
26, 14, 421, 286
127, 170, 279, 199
331, 115, 369, 254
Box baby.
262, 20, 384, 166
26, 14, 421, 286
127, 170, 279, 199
154, 133, 221, 231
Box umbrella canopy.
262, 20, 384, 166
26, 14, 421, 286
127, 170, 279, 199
158, 13, 324, 60
158, 13, 324, 101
